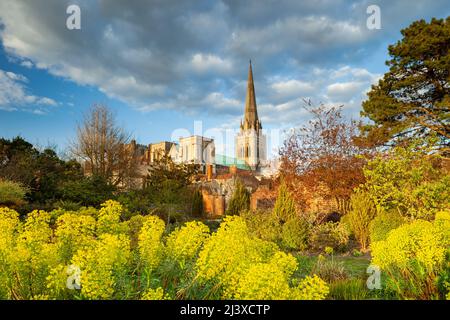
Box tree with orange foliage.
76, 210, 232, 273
279, 101, 370, 219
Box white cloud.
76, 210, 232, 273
0, 69, 57, 111
189, 53, 233, 75
326, 81, 366, 101
20, 60, 34, 68
202, 92, 241, 112
271, 79, 315, 98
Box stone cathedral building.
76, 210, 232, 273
235, 61, 267, 171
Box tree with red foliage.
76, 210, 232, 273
279, 101, 370, 218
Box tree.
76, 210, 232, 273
0, 137, 85, 206
191, 189, 204, 217
361, 17, 450, 154
273, 182, 297, 224
279, 102, 368, 214
226, 179, 250, 215
345, 190, 377, 251
70, 104, 139, 188
146, 154, 199, 188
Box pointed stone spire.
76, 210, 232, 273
242, 60, 261, 131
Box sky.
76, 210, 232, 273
0, 0, 449, 158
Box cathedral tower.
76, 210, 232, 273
235, 61, 267, 170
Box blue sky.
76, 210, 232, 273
0, 0, 449, 158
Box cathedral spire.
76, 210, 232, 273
242, 60, 261, 131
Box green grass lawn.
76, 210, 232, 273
292, 253, 388, 300
294, 253, 371, 279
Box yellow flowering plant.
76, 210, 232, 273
371, 216, 450, 299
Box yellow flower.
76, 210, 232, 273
141, 287, 171, 300
72, 233, 130, 299
55, 213, 96, 262
165, 221, 210, 266
97, 200, 126, 235
138, 215, 165, 271
292, 275, 329, 300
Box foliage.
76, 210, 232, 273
141, 287, 171, 300
241, 209, 281, 243
71, 233, 131, 299
362, 143, 450, 219
54, 213, 96, 262
146, 154, 199, 189
97, 200, 127, 235
309, 222, 349, 252
361, 17, 450, 152
279, 102, 368, 212
138, 215, 166, 273
165, 221, 210, 267
226, 179, 250, 215
311, 254, 348, 283
329, 279, 369, 300
195, 216, 328, 300
70, 104, 139, 188
346, 190, 377, 251
291, 275, 329, 300
0, 137, 86, 208
191, 188, 204, 217
115, 156, 206, 221
280, 218, 310, 251
369, 209, 405, 243
371, 216, 450, 299
59, 175, 116, 208
0, 179, 27, 207
273, 182, 297, 223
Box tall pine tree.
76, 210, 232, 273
361, 17, 450, 153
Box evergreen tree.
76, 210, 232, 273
226, 179, 250, 215
361, 17, 450, 153
191, 188, 204, 217
273, 182, 297, 224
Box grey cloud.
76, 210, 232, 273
0, 0, 448, 124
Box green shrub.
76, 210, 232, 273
346, 190, 377, 251
0, 179, 27, 207
369, 209, 404, 243
309, 222, 349, 252
280, 218, 310, 251
226, 180, 250, 215
273, 182, 297, 223
241, 209, 280, 243
361, 144, 450, 219
329, 279, 369, 300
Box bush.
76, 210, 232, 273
371, 217, 450, 299
369, 209, 405, 243
273, 182, 297, 223
309, 222, 349, 252
280, 218, 310, 251
195, 216, 329, 300
226, 180, 250, 215
241, 209, 281, 243
362, 144, 450, 219
0, 179, 27, 207
0, 201, 329, 300
346, 190, 377, 251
